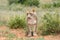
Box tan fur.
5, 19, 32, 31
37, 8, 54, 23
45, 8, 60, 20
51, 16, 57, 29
26, 10, 37, 36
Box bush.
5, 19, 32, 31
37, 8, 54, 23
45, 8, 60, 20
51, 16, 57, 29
8, 0, 39, 7
7, 15, 26, 29
8, 0, 26, 4
18, 0, 26, 4
24, 0, 39, 6
53, 1, 60, 7
39, 13, 60, 35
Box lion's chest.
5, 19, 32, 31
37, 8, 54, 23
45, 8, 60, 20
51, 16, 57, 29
27, 13, 36, 24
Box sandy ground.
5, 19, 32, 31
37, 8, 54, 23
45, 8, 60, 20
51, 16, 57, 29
0, 26, 60, 40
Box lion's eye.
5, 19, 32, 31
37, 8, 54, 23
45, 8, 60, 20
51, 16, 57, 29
27, 13, 28, 15
30, 13, 33, 16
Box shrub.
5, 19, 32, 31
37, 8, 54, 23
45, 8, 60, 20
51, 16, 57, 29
53, 1, 60, 7
39, 13, 60, 35
8, 0, 39, 7
7, 15, 26, 29
24, 0, 39, 6
8, 0, 26, 4
18, 0, 26, 4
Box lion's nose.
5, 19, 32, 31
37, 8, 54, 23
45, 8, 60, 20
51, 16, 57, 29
28, 17, 31, 19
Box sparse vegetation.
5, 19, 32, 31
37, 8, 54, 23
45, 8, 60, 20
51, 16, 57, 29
39, 13, 60, 35
0, 0, 60, 39
7, 15, 26, 29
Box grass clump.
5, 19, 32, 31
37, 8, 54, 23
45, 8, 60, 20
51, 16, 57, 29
7, 15, 26, 29
41, 0, 60, 8
39, 13, 60, 35
41, 3, 52, 9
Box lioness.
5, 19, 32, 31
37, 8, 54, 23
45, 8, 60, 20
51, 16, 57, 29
26, 9, 37, 37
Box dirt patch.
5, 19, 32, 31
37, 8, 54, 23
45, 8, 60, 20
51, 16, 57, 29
44, 34, 60, 40
10, 29, 25, 38
0, 26, 60, 40
0, 37, 6, 40
0, 26, 8, 30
